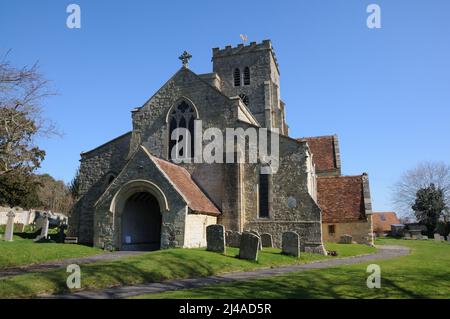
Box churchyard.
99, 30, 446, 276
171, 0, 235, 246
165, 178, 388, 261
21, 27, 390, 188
133, 238, 450, 299
1, 221, 449, 299
0, 224, 377, 298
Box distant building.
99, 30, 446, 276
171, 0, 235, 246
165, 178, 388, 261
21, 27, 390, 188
372, 212, 400, 235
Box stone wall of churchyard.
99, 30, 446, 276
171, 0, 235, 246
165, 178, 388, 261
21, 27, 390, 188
184, 213, 217, 248
68, 132, 131, 244
93, 147, 188, 250
322, 218, 374, 245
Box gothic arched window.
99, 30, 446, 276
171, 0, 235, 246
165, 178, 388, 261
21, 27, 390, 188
233, 68, 241, 87
168, 101, 196, 161
243, 67, 250, 85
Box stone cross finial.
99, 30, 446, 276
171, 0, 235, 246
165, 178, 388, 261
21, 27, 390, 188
179, 51, 192, 68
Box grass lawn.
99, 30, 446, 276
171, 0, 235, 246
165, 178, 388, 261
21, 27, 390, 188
0, 243, 375, 299
0, 236, 103, 269
134, 239, 450, 299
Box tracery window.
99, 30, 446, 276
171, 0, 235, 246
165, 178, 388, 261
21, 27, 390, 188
168, 101, 196, 160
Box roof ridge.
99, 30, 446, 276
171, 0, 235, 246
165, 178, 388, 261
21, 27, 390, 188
297, 135, 337, 140
318, 174, 364, 179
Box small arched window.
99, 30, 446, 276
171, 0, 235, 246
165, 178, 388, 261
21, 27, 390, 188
105, 173, 116, 189
239, 93, 249, 106
168, 101, 196, 161
233, 68, 241, 87
107, 175, 115, 185
243, 67, 250, 85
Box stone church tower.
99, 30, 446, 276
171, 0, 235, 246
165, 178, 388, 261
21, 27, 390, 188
69, 40, 326, 254
212, 40, 287, 133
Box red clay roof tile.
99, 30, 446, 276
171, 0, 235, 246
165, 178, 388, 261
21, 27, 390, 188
298, 136, 337, 173
151, 156, 220, 216
317, 175, 366, 223
372, 212, 400, 232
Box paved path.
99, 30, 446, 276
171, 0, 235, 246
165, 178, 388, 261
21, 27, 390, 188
45, 245, 410, 299
0, 251, 144, 279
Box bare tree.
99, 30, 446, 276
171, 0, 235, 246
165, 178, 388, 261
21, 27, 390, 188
392, 162, 450, 218
0, 50, 59, 176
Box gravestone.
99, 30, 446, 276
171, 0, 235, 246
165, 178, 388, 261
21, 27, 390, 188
404, 232, 411, 239
249, 230, 262, 250
282, 231, 300, 257
434, 233, 442, 241
339, 234, 353, 244
447, 236, 450, 242
239, 232, 259, 261
4, 211, 15, 242
34, 213, 50, 242
226, 231, 241, 248
421, 235, 428, 240
14, 223, 25, 233
261, 233, 273, 248
57, 224, 68, 243
206, 224, 225, 253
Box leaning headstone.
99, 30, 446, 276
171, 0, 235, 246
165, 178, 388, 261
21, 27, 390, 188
282, 231, 300, 257
261, 233, 273, 248
226, 231, 241, 248
339, 234, 353, 244
434, 233, 442, 241
249, 230, 262, 250
34, 213, 50, 242
4, 211, 15, 242
206, 224, 225, 253
239, 232, 259, 261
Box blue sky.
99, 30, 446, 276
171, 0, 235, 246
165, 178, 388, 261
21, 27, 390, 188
1, 0, 449, 214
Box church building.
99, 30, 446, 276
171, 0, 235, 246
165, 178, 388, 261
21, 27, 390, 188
68, 40, 372, 252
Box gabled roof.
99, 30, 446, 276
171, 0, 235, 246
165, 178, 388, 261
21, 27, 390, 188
372, 212, 400, 232
317, 175, 366, 223
148, 153, 220, 216
297, 135, 340, 173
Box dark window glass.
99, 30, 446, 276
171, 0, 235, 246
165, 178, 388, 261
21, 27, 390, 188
243, 67, 250, 85
259, 173, 269, 218
328, 225, 336, 234
234, 68, 241, 87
